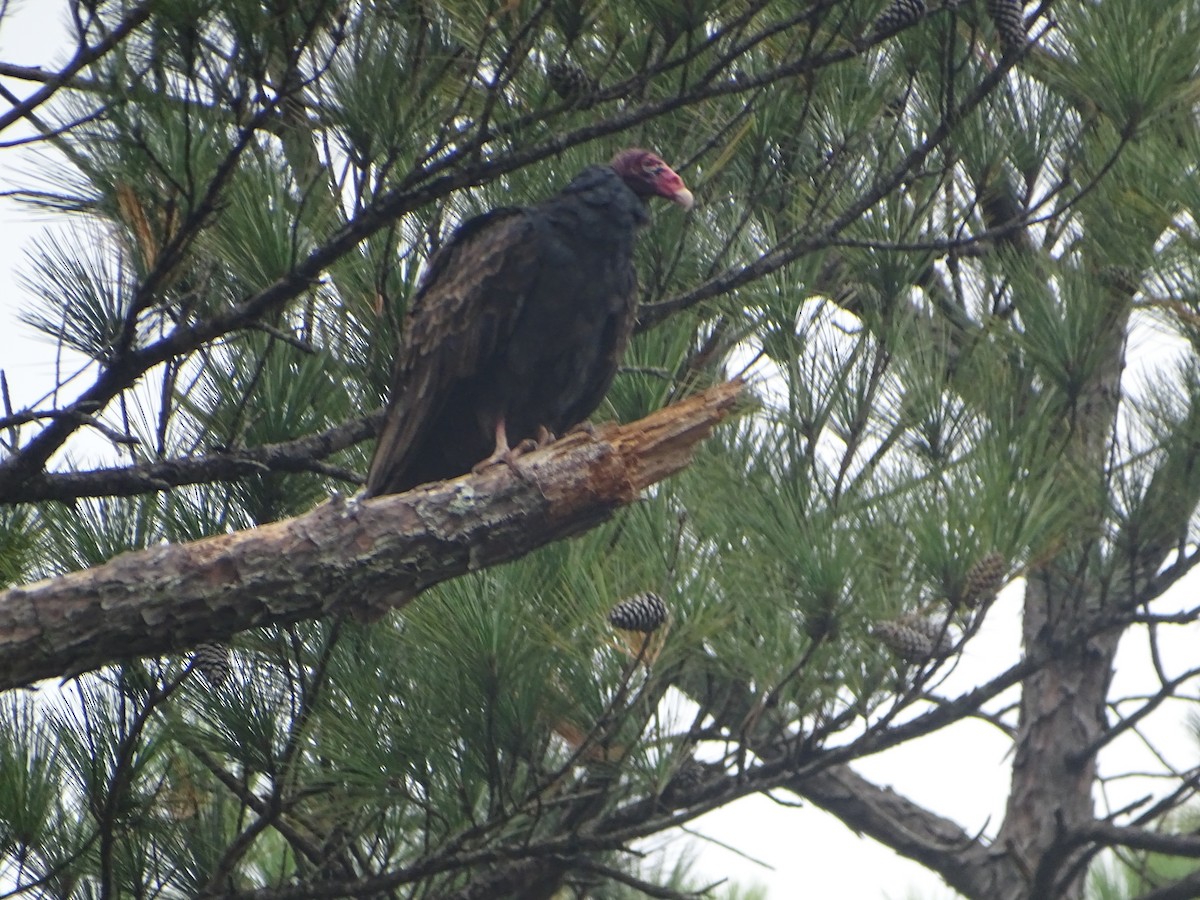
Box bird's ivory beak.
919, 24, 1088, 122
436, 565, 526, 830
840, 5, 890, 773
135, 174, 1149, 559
671, 186, 695, 210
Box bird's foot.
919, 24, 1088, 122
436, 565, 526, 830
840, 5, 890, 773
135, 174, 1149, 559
565, 421, 597, 438
471, 451, 509, 476
471, 418, 550, 481
471, 440, 536, 477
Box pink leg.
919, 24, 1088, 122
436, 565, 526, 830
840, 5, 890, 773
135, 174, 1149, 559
472, 419, 512, 473
471, 419, 540, 475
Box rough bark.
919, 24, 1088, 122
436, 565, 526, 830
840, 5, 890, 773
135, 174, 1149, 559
998, 571, 1122, 899
994, 287, 1132, 900
0, 381, 742, 692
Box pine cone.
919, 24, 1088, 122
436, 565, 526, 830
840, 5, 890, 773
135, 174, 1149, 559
662, 757, 722, 808
608, 592, 668, 633
873, 619, 935, 663
191, 641, 232, 687
871, 0, 926, 36
547, 61, 595, 101
986, 0, 1026, 51
897, 612, 954, 656
962, 552, 1007, 607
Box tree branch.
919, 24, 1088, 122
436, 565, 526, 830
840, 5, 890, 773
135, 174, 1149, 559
0, 382, 742, 691
0, 410, 384, 503
1132, 869, 1200, 900
1077, 821, 1200, 858
0, 2, 153, 135
635, 36, 1028, 332
787, 764, 993, 896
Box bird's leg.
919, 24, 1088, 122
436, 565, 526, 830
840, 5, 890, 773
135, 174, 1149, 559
472, 419, 513, 474
472, 418, 538, 475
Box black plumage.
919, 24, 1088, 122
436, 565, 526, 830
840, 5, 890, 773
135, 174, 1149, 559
365, 150, 693, 497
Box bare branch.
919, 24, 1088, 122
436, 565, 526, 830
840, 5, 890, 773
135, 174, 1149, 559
1078, 821, 1200, 858
1079, 664, 1200, 761
1132, 869, 1200, 900
0, 2, 153, 135
0, 410, 384, 503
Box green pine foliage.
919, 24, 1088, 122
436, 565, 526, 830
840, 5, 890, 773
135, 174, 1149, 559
3, 0, 1200, 896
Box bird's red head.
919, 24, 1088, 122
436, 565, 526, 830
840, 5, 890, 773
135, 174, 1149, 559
611, 149, 694, 210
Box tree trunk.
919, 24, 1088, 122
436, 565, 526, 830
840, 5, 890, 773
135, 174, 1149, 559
993, 293, 1131, 899
997, 570, 1121, 899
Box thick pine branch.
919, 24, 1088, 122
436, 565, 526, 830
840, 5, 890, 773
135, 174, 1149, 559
0, 381, 741, 691
790, 764, 994, 897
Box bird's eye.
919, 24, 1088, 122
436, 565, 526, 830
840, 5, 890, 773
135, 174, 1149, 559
646, 163, 665, 176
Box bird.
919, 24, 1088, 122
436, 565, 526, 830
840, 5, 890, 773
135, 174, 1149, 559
364, 149, 694, 497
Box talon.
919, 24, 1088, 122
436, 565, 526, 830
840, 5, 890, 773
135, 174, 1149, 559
472, 447, 533, 480
472, 418, 514, 474
471, 418, 538, 476
566, 421, 596, 437
471, 454, 504, 475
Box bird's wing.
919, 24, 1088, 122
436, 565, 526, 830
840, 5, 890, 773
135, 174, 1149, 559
365, 207, 541, 495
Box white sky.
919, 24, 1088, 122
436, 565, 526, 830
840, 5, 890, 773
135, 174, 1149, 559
2, 5, 1199, 899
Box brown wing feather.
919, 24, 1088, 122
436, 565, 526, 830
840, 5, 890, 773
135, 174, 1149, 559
365, 208, 541, 496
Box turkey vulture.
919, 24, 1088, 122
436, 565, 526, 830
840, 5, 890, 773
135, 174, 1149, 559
364, 149, 693, 497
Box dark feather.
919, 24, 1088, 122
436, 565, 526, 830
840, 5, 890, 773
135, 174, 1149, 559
366, 158, 682, 497
366, 209, 540, 495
